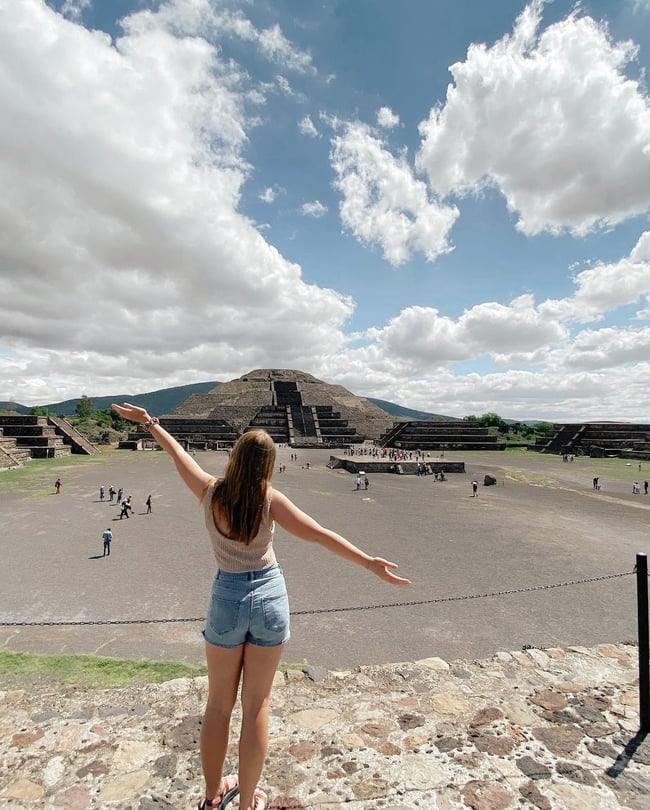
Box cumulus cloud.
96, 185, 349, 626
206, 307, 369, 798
376, 106, 400, 129
416, 0, 650, 235
327, 233, 650, 410
259, 187, 277, 203
298, 115, 319, 137
364, 295, 566, 371
147, 0, 314, 74
2, 1, 650, 424
331, 122, 459, 265
538, 230, 650, 324
0, 1, 351, 402
60, 0, 91, 21
301, 200, 328, 217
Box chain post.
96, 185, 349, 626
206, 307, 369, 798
636, 553, 650, 733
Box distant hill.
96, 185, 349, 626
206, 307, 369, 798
0, 381, 221, 417
0, 401, 31, 415
1, 383, 454, 422
366, 398, 453, 421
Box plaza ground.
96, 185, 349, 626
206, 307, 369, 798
1, 446, 649, 669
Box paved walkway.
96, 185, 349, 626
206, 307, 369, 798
1, 448, 649, 668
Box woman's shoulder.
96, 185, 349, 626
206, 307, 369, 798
200, 476, 220, 503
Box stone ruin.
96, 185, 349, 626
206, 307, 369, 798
0, 415, 99, 469
121, 369, 394, 450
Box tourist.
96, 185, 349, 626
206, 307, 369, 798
102, 527, 112, 556
472, 480, 478, 497
112, 401, 410, 810
355, 475, 361, 490
108, 485, 116, 502
364, 476, 369, 490
119, 499, 131, 519
645, 481, 648, 495
54, 478, 61, 494
100, 485, 105, 501
146, 494, 152, 514
632, 481, 640, 494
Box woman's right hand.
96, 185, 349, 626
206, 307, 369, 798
112, 402, 150, 425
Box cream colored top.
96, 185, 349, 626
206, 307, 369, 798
202, 478, 277, 572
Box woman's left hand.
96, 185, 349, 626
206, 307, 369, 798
368, 557, 411, 584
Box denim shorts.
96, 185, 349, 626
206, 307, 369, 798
203, 564, 290, 649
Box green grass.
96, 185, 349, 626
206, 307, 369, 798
0, 454, 104, 494
0, 651, 207, 689
0, 448, 164, 498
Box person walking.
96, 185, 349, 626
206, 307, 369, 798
471, 480, 478, 497
100, 485, 105, 501
112, 402, 410, 810
146, 494, 152, 514
102, 527, 112, 556
54, 478, 61, 495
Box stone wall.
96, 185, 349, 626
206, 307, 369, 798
1, 643, 646, 808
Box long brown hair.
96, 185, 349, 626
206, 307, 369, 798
211, 429, 276, 544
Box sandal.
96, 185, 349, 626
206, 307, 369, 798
197, 774, 239, 810
250, 788, 269, 810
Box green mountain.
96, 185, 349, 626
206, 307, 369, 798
0, 401, 31, 415
1, 384, 448, 421
0, 381, 221, 417
366, 398, 451, 421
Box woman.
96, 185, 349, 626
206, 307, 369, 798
112, 402, 410, 810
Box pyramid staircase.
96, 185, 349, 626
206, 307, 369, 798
0, 415, 101, 467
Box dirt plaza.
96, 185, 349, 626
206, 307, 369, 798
1, 446, 649, 669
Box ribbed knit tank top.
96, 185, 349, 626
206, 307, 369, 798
202, 478, 277, 573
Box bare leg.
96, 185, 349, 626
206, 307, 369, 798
201, 641, 244, 802
238, 643, 284, 810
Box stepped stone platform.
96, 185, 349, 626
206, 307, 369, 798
328, 455, 466, 475
0, 416, 99, 467
535, 423, 650, 460
1, 643, 647, 809
380, 421, 505, 452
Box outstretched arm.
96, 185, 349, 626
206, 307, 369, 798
270, 489, 411, 585
111, 403, 213, 500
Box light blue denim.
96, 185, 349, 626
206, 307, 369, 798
203, 564, 290, 648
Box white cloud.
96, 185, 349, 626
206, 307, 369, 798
301, 200, 328, 217
334, 235, 650, 390
275, 75, 295, 97
60, 0, 91, 21
0, 1, 352, 403
259, 187, 276, 203
416, 0, 650, 235
148, 0, 314, 74
2, 1, 650, 424
556, 326, 650, 370
298, 115, 319, 137
363, 294, 566, 371
376, 106, 400, 129
258, 23, 314, 73
538, 230, 650, 324
331, 122, 459, 265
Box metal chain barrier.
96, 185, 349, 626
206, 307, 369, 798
0, 570, 634, 628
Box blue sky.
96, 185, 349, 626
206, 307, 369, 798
1, 0, 649, 420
